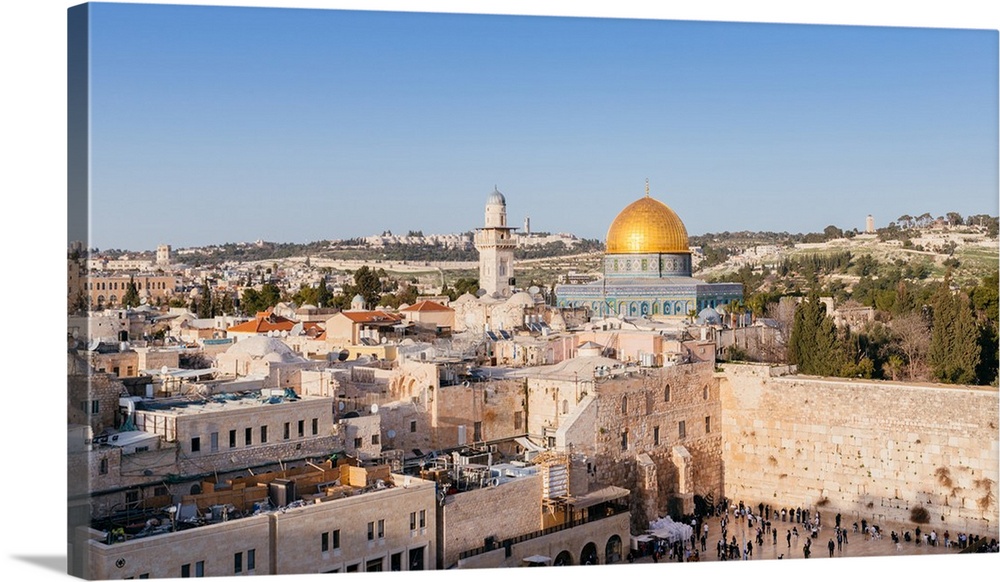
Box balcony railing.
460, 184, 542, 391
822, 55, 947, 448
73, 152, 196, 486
458, 504, 628, 560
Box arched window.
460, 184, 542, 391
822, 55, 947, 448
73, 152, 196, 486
664, 385, 671, 402
621, 395, 627, 414
562, 399, 569, 415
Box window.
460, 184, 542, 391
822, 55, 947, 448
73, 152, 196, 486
229, 430, 236, 448
139, 575, 149, 579
378, 519, 385, 539
473, 421, 482, 442
322, 532, 329, 552
260, 425, 268, 443
419, 510, 426, 528
705, 416, 711, 434
390, 552, 402, 572
346, 564, 359, 573
245, 427, 252, 446
210, 432, 218, 452
332, 529, 340, 549
514, 411, 522, 430
298, 420, 305, 437
367, 521, 375, 541
312, 418, 318, 435
366, 558, 383, 572
371, 434, 380, 446
664, 385, 671, 402
234, 552, 243, 574
247, 549, 255, 571
679, 421, 686, 439
410, 420, 417, 433
190, 437, 201, 452
99, 458, 109, 474
125, 490, 139, 506
562, 399, 569, 415
154, 486, 168, 496
653, 426, 660, 446
621, 395, 628, 414
410, 512, 417, 531
283, 422, 290, 440
621, 429, 629, 451
181, 564, 190, 578
195, 561, 204, 577
703, 385, 709, 400
355, 437, 363, 448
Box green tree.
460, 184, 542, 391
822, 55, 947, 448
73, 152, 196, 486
350, 266, 383, 309
197, 279, 214, 318
789, 292, 845, 376
122, 276, 141, 308
928, 277, 981, 384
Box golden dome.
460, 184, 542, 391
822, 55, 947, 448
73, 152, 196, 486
605, 195, 689, 254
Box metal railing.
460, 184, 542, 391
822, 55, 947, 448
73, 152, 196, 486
458, 504, 628, 560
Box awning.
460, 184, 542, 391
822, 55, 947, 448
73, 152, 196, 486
565, 485, 630, 509
522, 555, 551, 564
514, 436, 545, 452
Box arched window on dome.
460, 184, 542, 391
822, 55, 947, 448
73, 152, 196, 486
662, 301, 671, 315
641, 302, 649, 316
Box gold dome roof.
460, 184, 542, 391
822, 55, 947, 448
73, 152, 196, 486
605, 195, 689, 254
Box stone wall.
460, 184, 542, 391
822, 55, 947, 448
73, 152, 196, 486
559, 362, 724, 531
720, 364, 1000, 537
439, 474, 542, 568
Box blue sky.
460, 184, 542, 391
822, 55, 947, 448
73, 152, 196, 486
82, 3, 998, 251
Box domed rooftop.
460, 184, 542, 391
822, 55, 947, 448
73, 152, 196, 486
486, 187, 506, 206
606, 194, 689, 254
506, 291, 535, 307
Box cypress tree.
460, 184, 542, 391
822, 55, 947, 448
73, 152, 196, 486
789, 292, 844, 375
929, 277, 981, 384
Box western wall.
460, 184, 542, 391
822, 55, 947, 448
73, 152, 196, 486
719, 363, 999, 537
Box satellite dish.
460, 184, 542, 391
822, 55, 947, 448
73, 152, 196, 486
475, 288, 487, 298
161, 365, 169, 376
380, 336, 387, 344
337, 350, 349, 361
370, 403, 379, 414
528, 286, 540, 295
387, 429, 396, 439
140, 297, 148, 305
338, 401, 345, 411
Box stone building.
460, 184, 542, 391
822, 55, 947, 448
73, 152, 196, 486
518, 354, 724, 531
78, 464, 437, 579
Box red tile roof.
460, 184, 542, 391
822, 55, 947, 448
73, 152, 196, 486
227, 312, 298, 333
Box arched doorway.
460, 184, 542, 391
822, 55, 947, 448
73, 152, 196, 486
580, 542, 598, 565
605, 535, 622, 563
553, 550, 573, 566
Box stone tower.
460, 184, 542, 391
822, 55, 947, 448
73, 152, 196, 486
474, 187, 516, 297
156, 244, 171, 265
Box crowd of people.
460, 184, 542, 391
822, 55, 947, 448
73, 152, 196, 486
627, 497, 998, 564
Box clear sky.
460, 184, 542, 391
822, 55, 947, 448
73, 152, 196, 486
81, 3, 998, 251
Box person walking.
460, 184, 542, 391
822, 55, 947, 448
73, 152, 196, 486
828, 538, 835, 557
786, 529, 792, 548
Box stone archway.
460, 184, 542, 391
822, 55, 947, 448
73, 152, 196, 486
605, 535, 623, 564
580, 542, 598, 565
553, 550, 573, 566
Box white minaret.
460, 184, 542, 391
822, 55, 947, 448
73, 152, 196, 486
474, 187, 516, 297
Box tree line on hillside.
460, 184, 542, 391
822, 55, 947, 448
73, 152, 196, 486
765, 271, 997, 386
